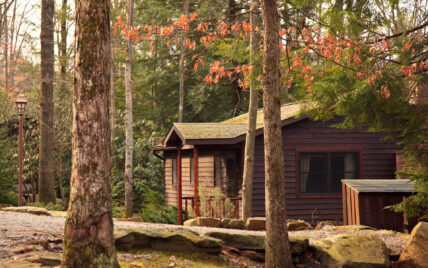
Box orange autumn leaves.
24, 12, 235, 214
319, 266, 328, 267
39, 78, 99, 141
114, 12, 427, 100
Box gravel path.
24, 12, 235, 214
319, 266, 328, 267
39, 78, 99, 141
0, 211, 409, 264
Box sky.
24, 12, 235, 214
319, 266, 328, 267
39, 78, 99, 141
17, 0, 75, 63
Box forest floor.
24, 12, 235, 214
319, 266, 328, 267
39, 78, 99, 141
0, 211, 409, 267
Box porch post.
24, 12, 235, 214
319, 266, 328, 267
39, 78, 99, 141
194, 147, 200, 217
178, 149, 183, 225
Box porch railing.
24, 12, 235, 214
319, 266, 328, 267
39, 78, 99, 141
182, 196, 241, 221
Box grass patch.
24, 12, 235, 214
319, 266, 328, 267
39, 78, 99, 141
118, 249, 232, 268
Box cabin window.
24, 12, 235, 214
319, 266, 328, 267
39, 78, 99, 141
223, 151, 237, 196
214, 155, 222, 187
299, 152, 359, 194
190, 155, 194, 183
172, 157, 178, 185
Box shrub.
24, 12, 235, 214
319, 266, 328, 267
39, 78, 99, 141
31, 202, 65, 211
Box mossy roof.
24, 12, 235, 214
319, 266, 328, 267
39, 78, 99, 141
171, 102, 305, 141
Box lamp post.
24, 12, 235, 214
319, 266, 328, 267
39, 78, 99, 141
15, 93, 27, 206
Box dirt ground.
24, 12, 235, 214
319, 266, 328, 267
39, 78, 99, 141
0, 211, 409, 266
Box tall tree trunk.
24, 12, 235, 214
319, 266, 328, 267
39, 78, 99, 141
242, 0, 259, 222
39, 0, 56, 204
59, 0, 67, 78
62, 0, 118, 266
178, 0, 189, 123
58, 0, 68, 207
260, 0, 293, 267
4, 0, 8, 93
110, 0, 118, 152
124, 0, 134, 218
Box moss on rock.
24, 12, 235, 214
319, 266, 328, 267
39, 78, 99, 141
310, 234, 390, 268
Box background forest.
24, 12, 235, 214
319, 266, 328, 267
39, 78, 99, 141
0, 0, 426, 220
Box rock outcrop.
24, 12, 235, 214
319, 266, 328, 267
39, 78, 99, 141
1, 206, 51, 216
115, 228, 223, 254
245, 217, 266, 231
315, 220, 338, 230
196, 217, 221, 228
183, 218, 197, 226
287, 219, 313, 231
2, 251, 61, 267
310, 234, 390, 268
225, 219, 245, 230
398, 221, 428, 268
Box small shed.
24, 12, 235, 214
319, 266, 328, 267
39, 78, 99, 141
342, 179, 416, 232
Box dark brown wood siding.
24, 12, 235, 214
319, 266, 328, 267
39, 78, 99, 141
252, 119, 399, 224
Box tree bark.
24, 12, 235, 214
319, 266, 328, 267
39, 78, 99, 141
62, 0, 118, 266
39, 0, 56, 204
260, 0, 293, 267
4, 0, 8, 92
242, 0, 259, 222
124, 0, 134, 218
59, 0, 67, 77
110, 0, 119, 152
178, 0, 189, 123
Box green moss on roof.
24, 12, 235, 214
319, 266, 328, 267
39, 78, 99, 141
173, 123, 247, 139
222, 102, 304, 128
174, 102, 305, 140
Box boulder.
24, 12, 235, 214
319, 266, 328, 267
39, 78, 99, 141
245, 217, 266, 231
1, 206, 51, 216
11, 245, 44, 254
322, 225, 376, 232
196, 217, 221, 228
240, 250, 265, 262
398, 221, 428, 268
310, 234, 390, 268
220, 218, 231, 228
315, 221, 338, 230
204, 231, 265, 250
183, 218, 197, 226
226, 219, 245, 230
204, 231, 308, 256
114, 228, 223, 254
287, 219, 313, 231
1, 260, 42, 268
12, 251, 61, 266
289, 236, 309, 256
49, 211, 67, 217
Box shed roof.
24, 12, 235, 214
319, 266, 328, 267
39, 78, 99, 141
342, 179, 415, 193
164, 102, 306, 146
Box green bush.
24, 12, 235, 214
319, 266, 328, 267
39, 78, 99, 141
112, 205, 126, 218
140, 204, 181, 224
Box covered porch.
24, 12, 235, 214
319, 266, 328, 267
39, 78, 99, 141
153, 123, 248, 224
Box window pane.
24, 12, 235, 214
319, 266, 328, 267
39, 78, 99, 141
300, 153, 327, 193
214, 155, 221, 187
226, 157, 236, 196
172, 157, 177, 185
190, 156, 194, 183
300, 152, 359, 194
331, 154, 345, 193
331, 153, 358, 193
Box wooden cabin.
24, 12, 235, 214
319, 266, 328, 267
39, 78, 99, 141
153, 102, 400, 224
